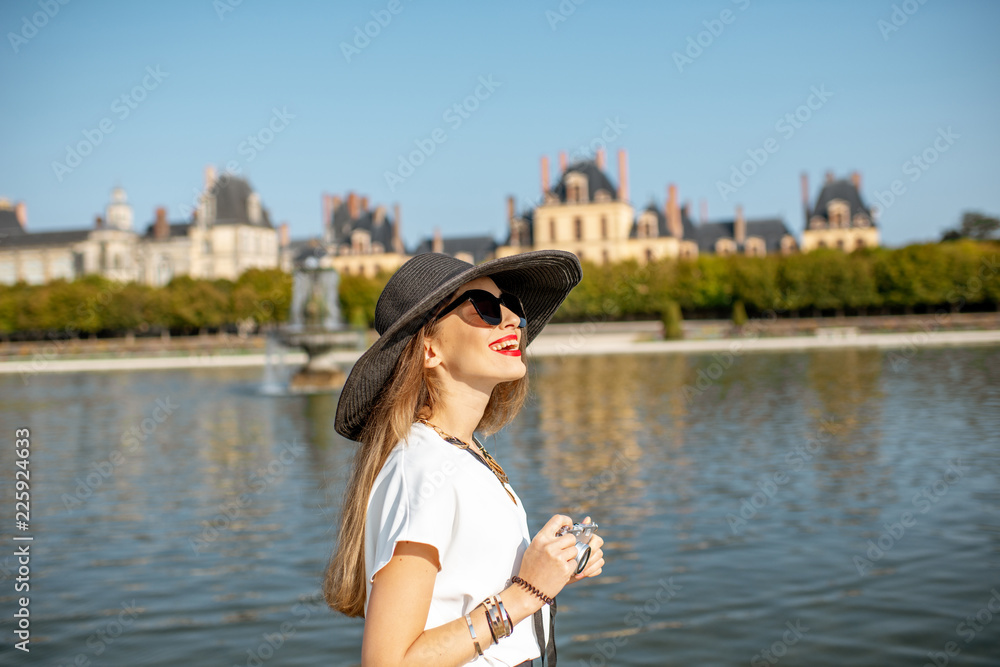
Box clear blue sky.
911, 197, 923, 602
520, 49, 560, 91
2, 0, 998, 249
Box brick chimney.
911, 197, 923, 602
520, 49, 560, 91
699, 198, 708, 225
332, 195, 342, 213
595, 148, 605, 169
347, 192, 359, 219
279, 221, 289, 247
507, 195, 515, 221
94, 215, 104, 229
825, 170, 834, 183
432, 227, 443, 254
851, 171, 861, 190
800, 172, 811, 225
392, 203, 402, 253
373, 205, 386, 226
14, 201, 27, 230
360, 196, 369, 213
667, 184, 681, 238
540, 155, 550, 194
204, 165, 217, 191
617, 149, 629, 202
322, 194, 332, 233
734, 205, 746, 246
154, 207, 169, 240
558, 151, 567, 174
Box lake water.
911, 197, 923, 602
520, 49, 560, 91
1, 344, 999, 666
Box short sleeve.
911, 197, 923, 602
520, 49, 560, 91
367, 446, 459, 585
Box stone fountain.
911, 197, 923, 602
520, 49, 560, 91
270, 257, 365, 393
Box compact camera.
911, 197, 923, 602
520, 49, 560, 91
556, 522, 599, 574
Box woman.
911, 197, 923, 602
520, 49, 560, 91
324, 250, 605, 666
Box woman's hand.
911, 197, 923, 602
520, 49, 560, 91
568, 515, 604, 583
515, 514, 585, 603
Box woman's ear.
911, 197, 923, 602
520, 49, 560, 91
423, 335, 442, 369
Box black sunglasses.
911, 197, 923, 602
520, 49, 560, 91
434, 289, 527, 328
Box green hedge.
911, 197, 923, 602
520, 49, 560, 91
0, 268, 293, 339
0, 241, 997, 339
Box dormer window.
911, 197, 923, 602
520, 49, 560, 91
247, 193, 262, 225
637, 211, 658, 239
351, 229, 371, 254
715, 238, 736, 255
565, 172, 588, 204
827, 199, 849, 228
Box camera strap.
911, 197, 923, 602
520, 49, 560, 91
532, 595, 557, 665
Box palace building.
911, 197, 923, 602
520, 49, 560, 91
497, 148, 797, 263
0, 166, 283, 286
800, 171, 879, 252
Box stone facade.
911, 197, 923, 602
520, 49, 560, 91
498, 149, 796, 264
800, 171, 880, 252
0, 168, 282, 286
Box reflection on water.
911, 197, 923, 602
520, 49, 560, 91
0, 346, 998, 666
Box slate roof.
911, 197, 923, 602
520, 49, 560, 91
551, 159, 619, 202
0, 228, 91, 248
142, 221, 191, 239
413, 235, 497, 264
809, 179, 874, 229
0, 208, 26, 239
330, 202, 397, 250
694, 218, 793, 253
211, 176, 273, 227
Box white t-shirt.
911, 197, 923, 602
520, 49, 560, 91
364, 421, 550, 666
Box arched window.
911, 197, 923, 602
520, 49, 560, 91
574, 217, 582, 240
549, 219, 556, 241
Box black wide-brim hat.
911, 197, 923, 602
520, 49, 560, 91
334, 250, 582, 441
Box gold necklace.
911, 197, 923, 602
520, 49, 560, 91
417, 418, 515, 502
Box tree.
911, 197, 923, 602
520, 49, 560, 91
941, 211, 1000, 241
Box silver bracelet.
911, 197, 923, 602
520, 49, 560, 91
465, 613, 483, 656
494, 595, 513, 636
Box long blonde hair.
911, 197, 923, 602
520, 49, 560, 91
323, 321, 529, 617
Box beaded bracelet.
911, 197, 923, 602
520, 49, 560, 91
511, 575, 554, 606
